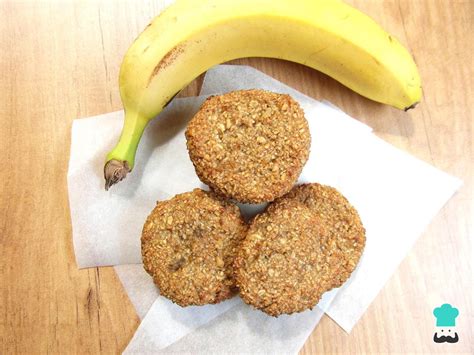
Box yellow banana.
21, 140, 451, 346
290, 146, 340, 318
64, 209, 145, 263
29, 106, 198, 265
104, 0, 421, 189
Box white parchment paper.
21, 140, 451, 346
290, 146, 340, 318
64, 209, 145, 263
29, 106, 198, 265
125, 301, 325, 355
68, 65, 462, 353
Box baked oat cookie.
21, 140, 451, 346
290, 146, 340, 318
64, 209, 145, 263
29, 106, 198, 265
234, 199, 329, 316
185, 89, 310, 203
280, 183, 366, 288
141, 188, 247, 307
235, 183, 366, 316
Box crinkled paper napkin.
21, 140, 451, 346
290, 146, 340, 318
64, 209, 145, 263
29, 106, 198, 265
67, 65, 462, 354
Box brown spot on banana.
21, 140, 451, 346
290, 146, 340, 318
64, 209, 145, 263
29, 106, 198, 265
147, 44, 185, 87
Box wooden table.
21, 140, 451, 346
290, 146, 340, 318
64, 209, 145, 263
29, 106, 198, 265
1, 0, 472, 353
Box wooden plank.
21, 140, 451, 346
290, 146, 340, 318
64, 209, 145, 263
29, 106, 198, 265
0, 0, 471, 353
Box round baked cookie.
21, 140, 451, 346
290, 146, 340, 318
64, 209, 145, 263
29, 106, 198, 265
185, 89, 310, 203
278, 183, 366, 288
234, 199, 329, 316
141, 188, 247, 307
234, 183, 366, 316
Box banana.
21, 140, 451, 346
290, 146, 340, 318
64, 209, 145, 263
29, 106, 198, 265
104, 0, 421, 189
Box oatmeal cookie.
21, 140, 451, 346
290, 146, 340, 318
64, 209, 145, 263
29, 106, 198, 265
141, 188, 247, 306
185, 89, 310, 203
235, 183, 365, 316
234, 199, 328, 316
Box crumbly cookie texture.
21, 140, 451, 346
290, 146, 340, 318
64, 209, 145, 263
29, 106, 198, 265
185, 89, 310, 203
235, 199, 328, 316
235, 183, 366, 316
280, 183, 366, 288
141, 189, 247, 307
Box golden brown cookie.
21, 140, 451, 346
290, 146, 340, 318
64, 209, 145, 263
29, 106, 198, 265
235, 183, 365, 316
185, 89, 310, 203
141, 189, 247, 306
235, 199, 327, 316
280, 183, 366, 288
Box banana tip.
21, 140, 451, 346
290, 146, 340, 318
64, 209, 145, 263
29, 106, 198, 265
404, 102, 419, 111
104, 160, 131, 190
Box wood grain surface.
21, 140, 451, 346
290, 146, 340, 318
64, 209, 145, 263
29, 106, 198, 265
1, 0, 472, 353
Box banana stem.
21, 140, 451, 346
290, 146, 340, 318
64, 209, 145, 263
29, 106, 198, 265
104, 111, 149, 190
104, 159, 131, 190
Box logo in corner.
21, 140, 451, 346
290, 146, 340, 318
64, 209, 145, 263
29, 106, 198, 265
433, 304, 459, 343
